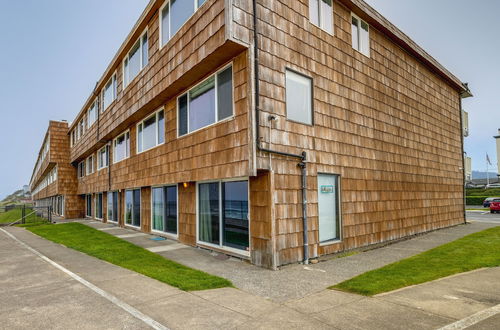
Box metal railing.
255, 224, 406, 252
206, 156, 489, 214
0, 204, 52, 226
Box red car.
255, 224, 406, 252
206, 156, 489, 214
490, 199, 500, 213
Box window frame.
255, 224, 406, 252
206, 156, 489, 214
87, 99, 98, 128
107, 191, 119, 223
151, 184, 179, 238
123, 29, 149, 89
97, 145, 109, 170
195, 177, 250, 257
176, 63, 234, 138
124, 188, 141, 228
351, 13, 370, 57
136, 108, 165, 154
159, 0, 208, 50
102, 72, 117, 112
95, 192, 103, 220
86, 154, 94, 175
113, 130, 130, 164
309, 0, 334, 35
77, 161, 85, 179
284, 68, 314, 126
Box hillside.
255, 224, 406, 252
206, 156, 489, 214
1, 189, 31, 206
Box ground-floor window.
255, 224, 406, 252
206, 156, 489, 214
57, 195, 64, 216
125, 189, 141, 227
95, 193, 103, 219
198, 180, 249, 252
107, 191, 118, 222
86, 194, 92, 217
152, 185, 177, 235
317, 173, 341, 243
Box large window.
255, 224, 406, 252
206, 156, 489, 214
87, 100, 98, 128
124, 30, 148, 88
125, 189, 141, 227
78, 161, 85, 178
152, 185, 178, 235
285, 70, 313, 125
309, 0, 333, 34
160, 0, 206, 48
107, 191, 119, 222
85, 194, 92, 217
137, 109, 164, 153
113, 131, 130, 163
97, 146, 109, 170
198, 180, 249, 252
351, 14, 370, 56
102, 74, 117, 111
178, 65, 233, 136
86, 155, 94, 175
95, 193, 103, 219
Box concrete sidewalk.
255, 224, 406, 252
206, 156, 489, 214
80, 220, 499, 302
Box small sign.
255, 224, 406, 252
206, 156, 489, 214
320, 185, 334, 193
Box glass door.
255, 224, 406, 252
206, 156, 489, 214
317, 173, 341, 243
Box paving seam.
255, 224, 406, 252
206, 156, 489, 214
0, 228, 169, 330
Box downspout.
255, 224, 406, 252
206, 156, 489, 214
252, 0, 309, 264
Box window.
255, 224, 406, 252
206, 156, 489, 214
97, 146, 109, 170
160, 0, 206, 48
152, 185, 177, 235
78, 161, 85, 178
107, 191, 118, 222
309, 0, 333, 34
137, 109, 164, 153
285, 70, 313, 125
86, 194, 92, 217
178, 65, 233, 136
351, 14, 370, 56
87, 100, 98, 128
71, 130, 76, 147
102, 74, 117, 111
79, 119, 85, 139
113, 131, 130, 163
95, 193, 103, 219
86, 155, 94, 175
124, 30, 148, 87
125, 189, 141, 227
198, 180, 249, 251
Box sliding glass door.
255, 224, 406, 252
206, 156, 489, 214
152, 185, 178, 235
95, 193, 103, 219
107, 191, 118, 222
86, 194, 92, 217
125, 189, 141, 227
198, 180, 249, 252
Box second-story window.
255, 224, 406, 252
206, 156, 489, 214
78, 161, 85, 178
102, 74, 117, 111
97, 146, 109, 170
124, 31, 148, 88
86, 155, 94, 175
160, 0, 206, 48
78, 119, 85, 139
178, 65, 233, 136
309, 0, 333, 34
351, 14, 370, 56
87, 100, 98, 128
137, 109, 164, 153
285, 69, 313, 125
114, 131, 130, 163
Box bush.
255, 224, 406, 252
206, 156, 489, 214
466, 188, 500, 196
466, 196, 490, 205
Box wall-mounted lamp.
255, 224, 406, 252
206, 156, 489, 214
183, 182, 189, 188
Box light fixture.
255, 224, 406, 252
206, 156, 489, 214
183, 182, 188, 188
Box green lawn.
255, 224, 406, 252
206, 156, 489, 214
331, 226, 500, 296
0, 208, 47, 224
28, 222, 232, 291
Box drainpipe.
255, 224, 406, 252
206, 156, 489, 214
252, 0, 309, 264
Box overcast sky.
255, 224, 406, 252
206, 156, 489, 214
0, 0, 498, 199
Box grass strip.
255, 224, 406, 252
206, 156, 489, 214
28, 222, 233, 291
331, 226, 500, 296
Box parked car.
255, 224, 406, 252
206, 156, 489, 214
483, 197, 500, 207
489, 199, 500, 213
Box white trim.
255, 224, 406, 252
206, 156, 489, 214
123, 28, 149, 90
124, 188, 141, 229
106, 191, 119, 223
308, 0, 334, 36
150, 184, 179, 239
176, 62, 234, 138
351, 12, 371, 57
85, 154, 94, 175
113, 130, 131, 164
97, 145, 109, 170
95, 192, 104, 220
136, 108, 165, 155
195, 177, 250, 256
158, 0, 208, 51
102, 71, 117, 112
87, 99, 99, 128
317, 172, 343, 244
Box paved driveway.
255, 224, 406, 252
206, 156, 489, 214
466, 210, 500, 224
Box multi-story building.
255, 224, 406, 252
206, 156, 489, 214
30, 0, 472, 268
30, 120, 81, 218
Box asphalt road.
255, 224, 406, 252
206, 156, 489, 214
466, 210, 500, 224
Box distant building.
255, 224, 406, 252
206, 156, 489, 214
465, 157, 472, 182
